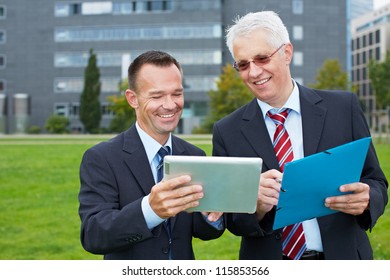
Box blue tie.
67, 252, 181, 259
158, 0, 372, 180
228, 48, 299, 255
157, 146, 170, 182
156, 146, 172, 259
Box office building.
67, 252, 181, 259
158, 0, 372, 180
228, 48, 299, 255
351, 3, 390, 130
0, 0, 373, 134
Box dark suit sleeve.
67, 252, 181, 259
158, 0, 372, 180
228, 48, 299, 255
78, 146, 158, 254
350, 94, 388, 230
213, 122, 266, 237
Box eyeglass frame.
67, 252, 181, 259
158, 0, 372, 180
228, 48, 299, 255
233, 43, 286, 72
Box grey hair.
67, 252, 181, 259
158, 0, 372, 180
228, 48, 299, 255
225, 11, 290, 59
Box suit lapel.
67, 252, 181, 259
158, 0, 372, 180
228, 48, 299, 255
240, 99, 280, 171
298, 84, 327, 156
122, 125, 156, 196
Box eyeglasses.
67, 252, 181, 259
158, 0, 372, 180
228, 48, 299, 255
233, 44, 286, 72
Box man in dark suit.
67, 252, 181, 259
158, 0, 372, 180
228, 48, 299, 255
213, 11, 388, 260
79, 50, 224, 260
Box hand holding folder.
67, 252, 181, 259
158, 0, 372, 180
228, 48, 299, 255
273, 137, 371, 230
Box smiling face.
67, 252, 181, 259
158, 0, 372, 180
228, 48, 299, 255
125, 63, 184, 145
233, 29, 294, 108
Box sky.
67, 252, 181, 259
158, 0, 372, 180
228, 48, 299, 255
374, 0, 390, 9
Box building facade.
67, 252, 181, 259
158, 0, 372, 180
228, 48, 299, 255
0, 0, 373, 134
351, 3, 390, 130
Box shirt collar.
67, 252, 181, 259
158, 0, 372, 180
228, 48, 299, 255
135, 122, 172, 165
257, 79, 301, 118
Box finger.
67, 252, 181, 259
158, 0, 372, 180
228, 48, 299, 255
206, 212, 223, 222
325, 201, 367, 215
340, 182, 369, 193
160, 175, 192, 190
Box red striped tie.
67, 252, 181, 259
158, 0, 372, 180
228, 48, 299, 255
267, 109, 306, 260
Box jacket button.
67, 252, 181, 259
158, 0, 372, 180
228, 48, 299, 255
275, 232, 282, 240
162, 247, 169, 254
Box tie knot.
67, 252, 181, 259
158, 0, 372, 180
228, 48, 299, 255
267, 108, 290, 125
158, 146, 170, 159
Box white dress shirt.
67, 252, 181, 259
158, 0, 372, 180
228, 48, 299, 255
137, 122, 172, 230
257, 79, 323, 252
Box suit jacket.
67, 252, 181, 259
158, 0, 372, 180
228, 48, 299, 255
212, 83, 388, 260
79, 125, 224, 260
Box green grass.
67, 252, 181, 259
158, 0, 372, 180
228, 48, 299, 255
0, 136, 389, 260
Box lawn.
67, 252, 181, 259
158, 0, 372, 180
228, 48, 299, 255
0, 135, 389, 260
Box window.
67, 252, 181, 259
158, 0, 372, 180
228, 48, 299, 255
54, 24, 221, 42
54, 103, 68, 116
0, 80, 5, 92
0, 30, 6, 44
0, 5, 6, 19
82, 2, 112, 15
292, 0, 303, 14
375, 47, 380, 60
293, 51, 303, 66
292, 26, 303, 40
54, 3, 69, 17
0, 54, 5, 68
71, 3, 81, 15
375, 30, 380, 43
69, 103, 80, 116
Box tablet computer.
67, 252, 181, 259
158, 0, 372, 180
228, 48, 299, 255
163, 156, 262, 213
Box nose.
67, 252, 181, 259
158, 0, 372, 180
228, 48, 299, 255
162, 95, 176, 109
248, 61, 264, 77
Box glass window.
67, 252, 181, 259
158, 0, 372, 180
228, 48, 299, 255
293, 26, 303, 40
54, 50, 222, 68
0, 80, 5, 92
54, 103, 68, 116
375, 29, 380, 43
0, 5, 6, 19
375, 47, 380, 60
0, 30, 6, 44
69, 103, 80, 116
369, 32, 373, 46
0, 54, 5, 68
54, 3, 69, 17
113, 2, 133, 14
82, 2, 112, 15
71, 3, 81, 15
54, 24, 221, 42
292, 0, 303, 14
293, 51, 303, 66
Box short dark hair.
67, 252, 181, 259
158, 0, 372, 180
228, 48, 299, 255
128, 50, 182, 92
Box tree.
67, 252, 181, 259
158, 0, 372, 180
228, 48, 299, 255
308, 59, 349, 90
107, 78, 136, 133
196, 64, 253, 133
80, 49, 101, 133
368, 50, 390, 110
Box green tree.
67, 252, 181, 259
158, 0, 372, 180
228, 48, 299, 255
368, 50, 390, 110
308, 59, 349, 90
107, 78, 136, 133
197, 64, 253, 133
80, 49, 101, 133
45, 115, 69, 134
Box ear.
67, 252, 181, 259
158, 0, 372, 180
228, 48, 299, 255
125, 89, 138, 109
284, 43, 293, 65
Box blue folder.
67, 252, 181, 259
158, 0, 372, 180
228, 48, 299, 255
273, 137, 371, 230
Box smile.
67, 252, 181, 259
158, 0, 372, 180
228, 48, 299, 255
158, 113, 175, 118
254, 77, 271, 85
